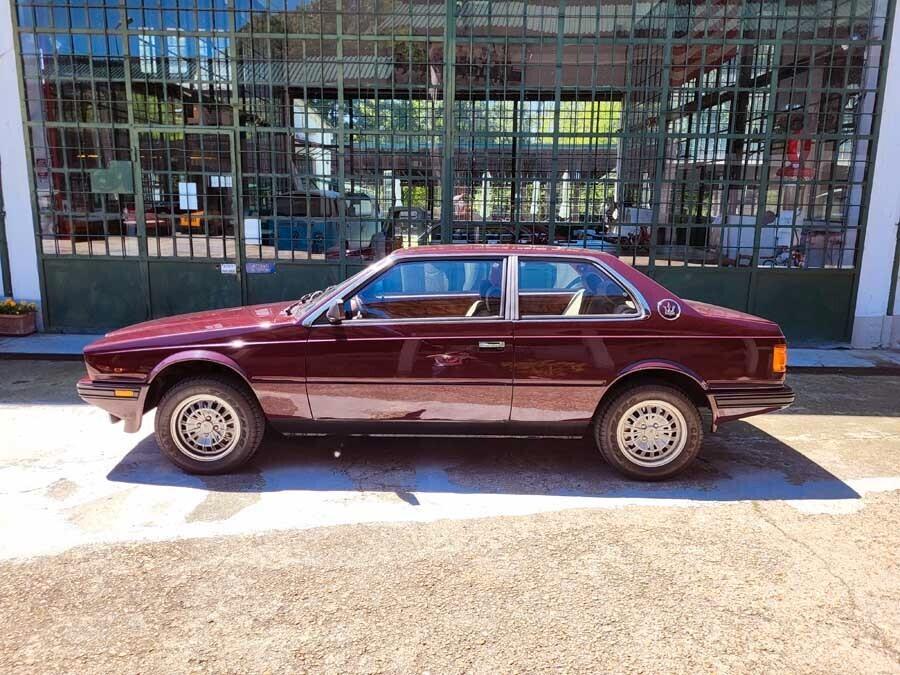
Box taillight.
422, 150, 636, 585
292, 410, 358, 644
772, 344, 787, 374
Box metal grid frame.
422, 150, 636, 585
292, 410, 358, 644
9, 0, 896, 335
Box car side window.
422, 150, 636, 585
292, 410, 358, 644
518, 259, 638, 317
341, 258, 505, 321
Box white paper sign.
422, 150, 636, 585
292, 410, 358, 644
220, 263, 237, 275
777, 210, 795, 226
178, 181, 198, 210
243, 217, 261, 243
210, 175, 233, 188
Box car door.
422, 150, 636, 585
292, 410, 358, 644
511, 255, 648, 427
305, 255, 514, 424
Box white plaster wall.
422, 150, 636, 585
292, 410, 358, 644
0, 0, 41, 312
852, 6, 900, 347
889, 256, 900, 348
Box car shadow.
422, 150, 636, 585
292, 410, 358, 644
107, 417, 860, 503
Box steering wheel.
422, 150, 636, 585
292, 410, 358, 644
349, 295, 363, 319
349, 293, 390, 320
565, 277, 584, 291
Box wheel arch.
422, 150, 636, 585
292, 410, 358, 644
596, 361, 711, 420
144, 351, 255, 415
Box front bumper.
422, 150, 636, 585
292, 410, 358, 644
77, 378, 149, 432
709, 383, 795, 429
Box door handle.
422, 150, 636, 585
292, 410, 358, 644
478, 340, 506, 350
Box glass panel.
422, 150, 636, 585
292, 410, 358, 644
139, 132, 236, 259
345, 258, 504, 320
129, 34, 233, 126
15, 0, 889, 271
518, 259, 638, 317
235, 0, 447, 263
33, 127, 137, 257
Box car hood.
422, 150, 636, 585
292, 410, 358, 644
87, 301, 295, 352
683, 299, 782, 331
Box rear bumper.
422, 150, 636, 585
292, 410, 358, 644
76, 377, 148, 432
709, 384, 795, 429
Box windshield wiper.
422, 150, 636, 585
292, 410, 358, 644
283, 285, 336, 317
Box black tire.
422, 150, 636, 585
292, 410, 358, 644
594, 384, 703, 481
154, 376, 266, 475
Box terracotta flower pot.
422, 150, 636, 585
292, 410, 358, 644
0, 312, 37, 336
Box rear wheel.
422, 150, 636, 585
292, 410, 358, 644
154, 376, 265, 474
594, 384, 702, 480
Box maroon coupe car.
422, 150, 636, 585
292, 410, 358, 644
78, 245, 793, 480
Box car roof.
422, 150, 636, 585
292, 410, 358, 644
390, 244, 617, 261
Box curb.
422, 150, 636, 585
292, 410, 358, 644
0, 352, 83, 362
787, 365, 900, 375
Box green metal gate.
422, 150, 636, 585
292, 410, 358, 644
11, 0, 895, 341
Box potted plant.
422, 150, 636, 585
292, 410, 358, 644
0, 298, 38, 336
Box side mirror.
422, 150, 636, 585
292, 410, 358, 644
326, 298, 345, 324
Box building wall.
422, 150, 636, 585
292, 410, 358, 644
853, 0, 900, 348
2, 0, 898, 343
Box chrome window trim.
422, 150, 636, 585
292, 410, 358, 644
309, 316, 512, 327
305, 254, 510, 327
513, 255, 651, 322
518, 290, 587, 296
359, 291, 482, 300
506, 255, 519, 320
301, 249, 652, 327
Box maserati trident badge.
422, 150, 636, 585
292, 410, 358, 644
657, 298, 681, 320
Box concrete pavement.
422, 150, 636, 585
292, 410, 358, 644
0, 361, 898, 559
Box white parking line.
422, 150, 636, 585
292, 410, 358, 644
2, 403, 899, 560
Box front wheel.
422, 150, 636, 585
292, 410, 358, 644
155, 376, 266, 474
594, 384, 703, 481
